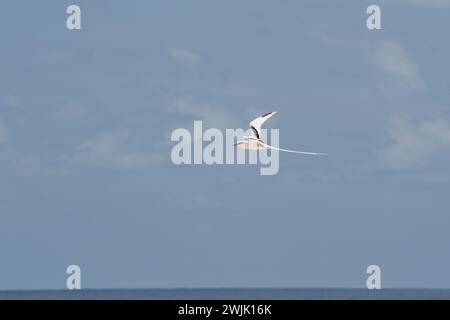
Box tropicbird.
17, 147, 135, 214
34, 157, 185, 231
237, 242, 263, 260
234, 112, 327, 155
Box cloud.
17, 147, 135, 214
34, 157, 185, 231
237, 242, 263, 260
401, 0, 450, 7
373, 41, 424, 91
2, 95, 22, 109
380, 117, 450, 170
48, 101, 88, 122
307, 28, 348, 48
193, 194, 210, 207
0, 120, 8, 145
166, 95, 237, 129
168, 48, 200, 66
71, 130, 164, 169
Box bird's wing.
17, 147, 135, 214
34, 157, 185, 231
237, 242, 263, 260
249, 112, 276, 139
262, 143, 327, 155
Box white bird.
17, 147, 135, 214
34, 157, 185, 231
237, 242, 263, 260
234, 112, 327, 155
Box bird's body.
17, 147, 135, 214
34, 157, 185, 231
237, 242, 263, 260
235, 136, 266, 150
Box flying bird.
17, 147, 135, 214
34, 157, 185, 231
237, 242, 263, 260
234, 112, 327, 155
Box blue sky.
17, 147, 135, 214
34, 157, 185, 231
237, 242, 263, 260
1, 0, 450, 289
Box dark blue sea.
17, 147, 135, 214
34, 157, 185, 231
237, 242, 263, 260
1, 288, 450, 300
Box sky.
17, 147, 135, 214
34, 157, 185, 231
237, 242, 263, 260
0, 0, 450, 289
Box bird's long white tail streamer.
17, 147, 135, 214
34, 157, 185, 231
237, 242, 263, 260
263, 143, 327, 156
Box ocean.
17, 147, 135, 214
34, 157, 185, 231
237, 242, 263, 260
1, 288, 450, 300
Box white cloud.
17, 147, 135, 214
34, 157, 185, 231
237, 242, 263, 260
381, 117, 450, 170
71, 130, 164, 169
193, 194, 210, 207
402, 0, 450, 7
0, 120, 8, 145
168, 48, 200, 66
373, 41, 424, 91
48, 102, 88, 122
307, 28, 347, 48
3, 95, 22, 109
167, 95, 237, 129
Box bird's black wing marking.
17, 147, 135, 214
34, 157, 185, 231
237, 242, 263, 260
261, 112, 273, 117
251, 126, 260, 139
